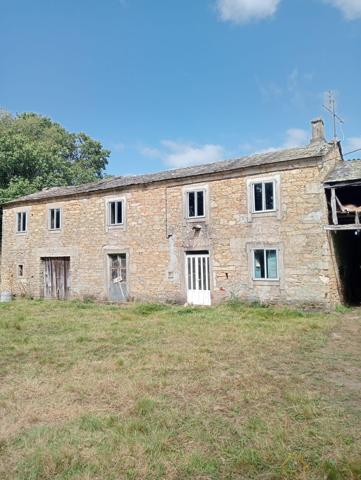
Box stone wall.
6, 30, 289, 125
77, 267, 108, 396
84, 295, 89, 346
0, 146, 342, 307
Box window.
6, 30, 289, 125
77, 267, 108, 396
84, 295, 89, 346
187, 190, 205, 218
17, 265, 24, 277
108, 200, 123, 226
16, 211, 27, 233
49, 208, 61, 230
253, 249, 278, 280
253, 181, 275, 212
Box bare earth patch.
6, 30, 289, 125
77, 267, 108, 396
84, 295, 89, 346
0, 300, 360, 479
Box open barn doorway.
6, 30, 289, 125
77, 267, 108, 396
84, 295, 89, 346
332, 231, 361, 306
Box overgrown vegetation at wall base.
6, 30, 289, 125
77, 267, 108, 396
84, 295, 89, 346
0, 300, 360, 479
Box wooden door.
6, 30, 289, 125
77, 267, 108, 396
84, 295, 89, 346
43, 257, 70, 300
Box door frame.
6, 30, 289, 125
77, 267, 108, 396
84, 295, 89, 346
184, 250, 212, 306
41, 256, 71, 300
106, 251, 129, 302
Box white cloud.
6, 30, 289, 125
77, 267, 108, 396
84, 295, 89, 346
140, 140, 225, 168
139, 146, 162, 158
282, 128, 309, 148
216, 0, 281, 24
325, 0, 361, 20
140, 129, 308, 169
255, 128, 308, 153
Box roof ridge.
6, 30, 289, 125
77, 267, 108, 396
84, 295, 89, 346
4, 141, 332, 206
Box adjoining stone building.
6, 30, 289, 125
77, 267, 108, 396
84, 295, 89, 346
1, 119, 357, 307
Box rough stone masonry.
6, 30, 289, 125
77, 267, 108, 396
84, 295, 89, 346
0, 119, 343, 307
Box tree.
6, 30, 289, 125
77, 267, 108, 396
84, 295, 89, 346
0, 111, 110, 203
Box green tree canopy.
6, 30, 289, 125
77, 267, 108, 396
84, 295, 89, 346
0, 111, 110, 203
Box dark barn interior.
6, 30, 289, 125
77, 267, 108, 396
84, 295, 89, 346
332, 230, 361, 305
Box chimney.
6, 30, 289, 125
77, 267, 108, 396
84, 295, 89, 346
310, 118, 325, 144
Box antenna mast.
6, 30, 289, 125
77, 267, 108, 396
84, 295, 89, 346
323, 91, 344, 144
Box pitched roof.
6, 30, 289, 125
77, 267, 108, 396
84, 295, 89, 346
5, 141, 332, 205
325, 159, 361, 184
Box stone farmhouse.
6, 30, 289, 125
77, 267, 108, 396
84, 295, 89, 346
1, 118, 360, 307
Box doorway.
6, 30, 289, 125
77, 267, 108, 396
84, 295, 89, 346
332, 231, 361, 305
186, 251, 211, 306
108, 254, 128, 302
42, 257, 70, 300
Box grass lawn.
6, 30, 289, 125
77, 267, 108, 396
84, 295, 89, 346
0, 300, 360, 480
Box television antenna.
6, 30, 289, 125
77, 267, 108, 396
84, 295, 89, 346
323, 91, 344, 144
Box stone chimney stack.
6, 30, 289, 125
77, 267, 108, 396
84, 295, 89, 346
311, 118, 325, 144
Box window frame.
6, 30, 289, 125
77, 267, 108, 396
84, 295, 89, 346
48, 207, 62, 231
186, 188, 206, 219
106, 198, 125, 228
107, 198, 124, 228
17, 264, 24, 278
252, 248, 279, 281
252, 180, 276, 213
16, 211, 27, 234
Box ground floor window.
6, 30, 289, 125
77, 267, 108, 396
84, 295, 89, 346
253, 249, 278, 280
17, 264, 24, 277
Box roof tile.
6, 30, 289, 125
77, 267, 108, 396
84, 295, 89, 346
5, 141, 332, 205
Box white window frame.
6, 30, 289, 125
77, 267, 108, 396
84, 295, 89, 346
16, 211, 27, 234
108, 199, 124, 227
252, 248, 279, 281
107, 199, 124, 227
48, 207, 62, 231
186, 189, 206, 219
252, 180, 276, 213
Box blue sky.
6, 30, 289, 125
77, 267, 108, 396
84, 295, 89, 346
1, 0, 361, 175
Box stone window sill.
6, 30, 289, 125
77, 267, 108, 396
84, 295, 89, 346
252, 279, 280, 286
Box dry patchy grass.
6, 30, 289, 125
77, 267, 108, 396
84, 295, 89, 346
0, 299, 360, 479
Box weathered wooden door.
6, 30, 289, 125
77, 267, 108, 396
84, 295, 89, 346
43, 257, 70, 300
108, 254, 128, 302
186, 252, 211, 306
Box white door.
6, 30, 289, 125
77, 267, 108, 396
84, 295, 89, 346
186, 253, 211, 306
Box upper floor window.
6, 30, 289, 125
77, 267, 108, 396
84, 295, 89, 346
253, 249, 278, 280
49, 208, 61, 230
108, 200, 123, 226
187, 190, 205, 218
252, 181, 275, 212
16, 211, 27, 233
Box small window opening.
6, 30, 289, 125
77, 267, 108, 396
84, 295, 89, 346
16, 212, 27, 233
187, 190, 205, 218
18, 264, 24, 277
253, 249, 278, 280
49, 208, 61, 230
253, 181, 275, 212
109, 201, 123, 226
